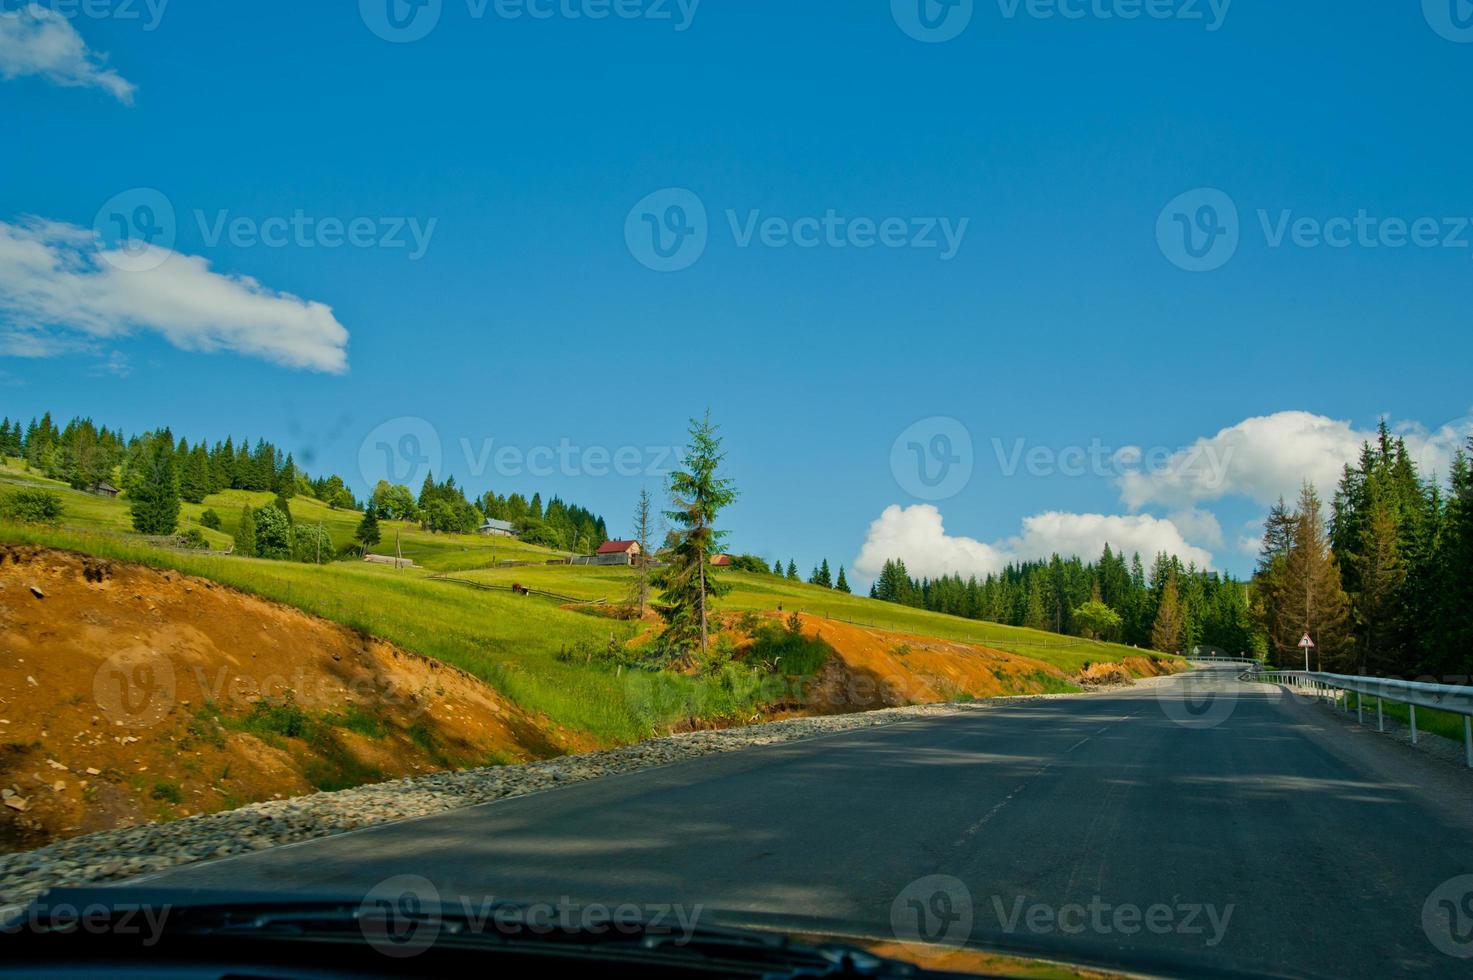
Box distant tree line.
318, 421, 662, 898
2, 411, 354, 509
1254, 423, 1473, 678
867, 547, 1258, 655
3, 409, 611, 558
365, 476, 610, 551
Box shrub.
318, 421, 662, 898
749, 621, 833, 677
252, 504, 292, 560
292, 523, 334, 564
200, 508, 222, 530
178, 528, 210, 550
0, 488, 63, 525
149, 781, 183, 804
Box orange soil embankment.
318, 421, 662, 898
0, 545, 574, 852
787, 614, 1177, 713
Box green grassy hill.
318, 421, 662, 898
1, 454, 1172, 744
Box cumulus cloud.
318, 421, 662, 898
1118, 410, 1473, 510
0, 218, 350, 373
854, 504, 1214, 582
0, 5, 136, 103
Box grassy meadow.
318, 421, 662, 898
1, 454, 1170, 745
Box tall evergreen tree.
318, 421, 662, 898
657, 412, 738, 658
129, 434, 181, 535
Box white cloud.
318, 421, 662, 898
1118, 410, 1473, 510
0, 5, 135, 104
1167, 507, 1224, 548
855, 504, 1011, 581
0, 218, 350, 373
854, 504, 1214, 581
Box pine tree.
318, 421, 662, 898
835, 566, 851, 594
236, 504, 257, 557
628, 487, 655, 618
355, 507, 381, 552
129, 434, 180, 535
786, 560, 798, 581
657, 412, 738, 658
1150, 569, 1184, 653
1351, 495, 1403, 674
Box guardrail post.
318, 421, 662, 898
1410, 704, 1418, 746
1356, 693, 1363, 724
1377, 697, 1384, 732
1465, 717, 1472, 769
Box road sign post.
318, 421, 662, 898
1298, 632, 1315, 672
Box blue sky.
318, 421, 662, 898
2, 0, 1470, 583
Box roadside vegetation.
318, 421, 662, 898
0, 411, 1176, 751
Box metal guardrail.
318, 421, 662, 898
1249, 667, 1473, 768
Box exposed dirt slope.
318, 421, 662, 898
0, 546, 574, 852
791, 614, 1176, 712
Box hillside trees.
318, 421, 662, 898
1254, 484, 1351, 669
1324, 426, 1473, 677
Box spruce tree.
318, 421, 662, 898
128, 435, 180, 535
1150, 569, 1184, 653
835, 566, 851, 594
657, 412, 738, 658
355, 507, 381, 552
236, 504, 257, 557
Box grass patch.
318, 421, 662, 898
149, 780, 183, 804
1346, 693, 1468, 742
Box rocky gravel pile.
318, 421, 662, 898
0, 698, 1049, 913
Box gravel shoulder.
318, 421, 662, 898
0, 690, 1099, 914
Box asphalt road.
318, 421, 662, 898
138, 667, 1473, 978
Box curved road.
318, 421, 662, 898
139, 667, 1473, 977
